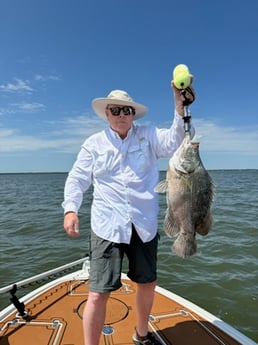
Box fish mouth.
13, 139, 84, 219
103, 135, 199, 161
191, 141, 200, 148
174, 166, 195, 175
184, 134, 200, 148
174, 167, 188, 175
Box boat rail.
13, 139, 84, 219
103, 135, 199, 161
0, 256, 89, 295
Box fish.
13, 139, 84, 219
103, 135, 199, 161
155, 136, 214, 258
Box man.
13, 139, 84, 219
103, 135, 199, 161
62, 81, 195, 345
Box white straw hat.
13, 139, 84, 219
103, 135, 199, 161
92, 90, 148, 120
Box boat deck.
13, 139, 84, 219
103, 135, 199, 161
0, 277, 242, 345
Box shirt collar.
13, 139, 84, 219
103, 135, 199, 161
108, 125, 134, 141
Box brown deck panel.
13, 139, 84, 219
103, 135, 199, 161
0, 279, 242, 345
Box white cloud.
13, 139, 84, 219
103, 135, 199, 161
0, 128, 16, 137
0, 127, 69, 152
193, 118, 258, 154
53, 115, 106, 137
34, 74, 60, 82
0, 78, 34, 93
0, 73, 60, 95
12, 102, 46, 112
0, 115, 106, 153
0, 102, 46, 116
48, 115, 107, 153
0, 115, 258, 170
0, 107, 16, 116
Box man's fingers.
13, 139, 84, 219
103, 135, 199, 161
64, 213, 80, 237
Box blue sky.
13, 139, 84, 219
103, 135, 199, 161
0, 0, 258, 173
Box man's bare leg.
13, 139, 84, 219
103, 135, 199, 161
83, 291, 110, 345
135, 281, 156, 336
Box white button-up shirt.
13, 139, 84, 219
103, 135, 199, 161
62, 112, 193, 243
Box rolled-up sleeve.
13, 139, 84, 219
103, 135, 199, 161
152, 111, 195, 158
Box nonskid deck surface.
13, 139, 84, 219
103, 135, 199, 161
0, 278, 242, 345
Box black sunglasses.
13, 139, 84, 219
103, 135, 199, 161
107, 106, 135, 116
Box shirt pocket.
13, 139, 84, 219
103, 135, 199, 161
127, 140, 151, 173
93, 150, 114, 177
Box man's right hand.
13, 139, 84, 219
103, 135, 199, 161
64, 212, 80, 237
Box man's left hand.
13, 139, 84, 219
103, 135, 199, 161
172, 78, 195, 116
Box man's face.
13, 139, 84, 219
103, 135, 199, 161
105, 105, 135, 138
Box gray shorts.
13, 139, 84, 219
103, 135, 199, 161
89, 225, 158, 293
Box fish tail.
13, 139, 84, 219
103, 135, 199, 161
172, 233, 197, 258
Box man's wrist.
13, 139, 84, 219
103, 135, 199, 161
176, 105, 184, 116
64, 211, 76, 216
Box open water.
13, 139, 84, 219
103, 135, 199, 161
0, 170, 257, 342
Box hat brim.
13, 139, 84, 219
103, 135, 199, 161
92, 98, 148, 120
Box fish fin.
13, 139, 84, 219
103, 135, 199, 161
172, 233, 197, 258
154, 179, 168, 193
164, 210, 180, 237
196, 211, 213, 236
164, 224, 179, 237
